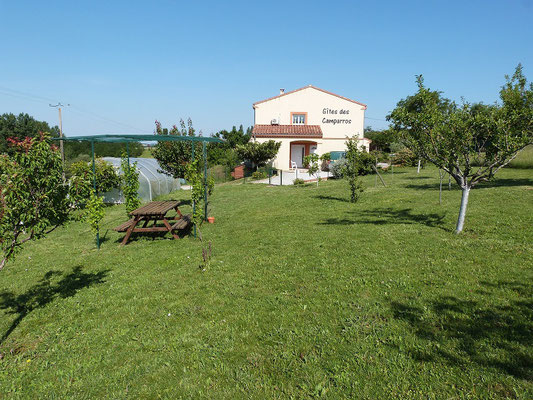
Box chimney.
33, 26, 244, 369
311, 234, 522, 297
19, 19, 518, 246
280, 88, 285, 95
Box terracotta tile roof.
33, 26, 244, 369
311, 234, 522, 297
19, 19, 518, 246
252, 85, 367, 109
253, 124, 323, 138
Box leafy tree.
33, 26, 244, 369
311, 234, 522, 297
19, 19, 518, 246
304, 153, 320, 186
152, 118, 200, 179
388, 65, 533, 233
0, 133, 69, 270
85, 190, 105, 237
64, 140, 143, 162
208, 125, 252, 166
68, 159, 121, 196
343, 137, 365, 202
364, 127, 396, 152
185, 159, 214, 237
0, 113, 59, 154
235, 140, 281, 170
121, 154, 141, 214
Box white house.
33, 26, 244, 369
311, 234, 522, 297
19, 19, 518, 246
252, 85, 369, 170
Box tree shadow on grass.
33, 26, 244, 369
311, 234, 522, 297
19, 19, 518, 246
406, 178, 533, 191
0, 266, 109, 345
404, 175, 433, 180
390, 281, 533, 380
313, 195, 350, 203
319, 207, 448, 230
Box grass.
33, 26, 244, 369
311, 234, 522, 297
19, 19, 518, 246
509, 145, 533, 169
1, 167, 532, 398
140, 147, 154, 158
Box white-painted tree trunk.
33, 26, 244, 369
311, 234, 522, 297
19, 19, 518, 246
455, 186, 471, 234
417, 159, 421, 173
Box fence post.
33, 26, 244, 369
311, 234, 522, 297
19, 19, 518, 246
280, 170, 283, 186
203, 141, 208, 221
191, 142, 196, 238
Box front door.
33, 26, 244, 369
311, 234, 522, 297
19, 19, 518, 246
291, 144, 305, 168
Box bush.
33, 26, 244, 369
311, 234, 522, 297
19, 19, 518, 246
330, 159, 347, 178
293, 178, 305, 185
68, 159, 121, 195
251, 171, 267, 180
358, 151, 376, 175
394, 148, 419, 167
370, 150, 388, 163
330, 151, 375, 178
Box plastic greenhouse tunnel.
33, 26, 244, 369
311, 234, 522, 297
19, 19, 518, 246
55, 133, 224, 248
100, 157, 182, 203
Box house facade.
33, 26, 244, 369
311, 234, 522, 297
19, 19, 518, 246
252, 85, 369, 170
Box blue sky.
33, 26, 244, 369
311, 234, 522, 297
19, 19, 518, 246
1, 0, 532, 136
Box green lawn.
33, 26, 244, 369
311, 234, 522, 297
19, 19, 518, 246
509, 145, 533, 169
1, 167, 532, 398
140, 147, 154, 158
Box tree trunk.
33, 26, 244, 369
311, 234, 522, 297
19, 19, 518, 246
0, 257, 6, 270
455, 186, 471, 234
439, 170, 443, 205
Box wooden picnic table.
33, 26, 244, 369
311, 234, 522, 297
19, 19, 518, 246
114, 200, 191, 245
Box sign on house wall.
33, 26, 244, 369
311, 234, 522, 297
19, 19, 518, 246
322, 108, 352, 125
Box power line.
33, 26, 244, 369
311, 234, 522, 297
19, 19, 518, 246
0, 84, 146, 133
0, 85, 58, 103
366, 116, 388, 122
69, 105, 146, 133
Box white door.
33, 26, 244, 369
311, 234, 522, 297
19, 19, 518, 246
291, 145, 305, 168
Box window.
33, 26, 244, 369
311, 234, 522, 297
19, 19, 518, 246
292, 113, 306, 125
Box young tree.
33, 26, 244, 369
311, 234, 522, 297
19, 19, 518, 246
304, 153, 320, 186
0, 133, 70, 270
184, 159, 214, 238
152, 118, 200, 179
343, 137, 365, 202
121, 154, 141, 215
388, 65, 533, 233
235, 140, 281, 171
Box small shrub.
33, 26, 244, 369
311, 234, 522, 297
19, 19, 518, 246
251, 171, 267, 180
85, 190, 105, 237
330, 159, 347, 178
358, 151, 376, 175
121, 154, 141, 215
293, 178, 305, 185
394, 148, 420, 167
370, 150, 388, 163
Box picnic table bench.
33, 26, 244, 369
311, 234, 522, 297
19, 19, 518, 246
114, 200, 191, 245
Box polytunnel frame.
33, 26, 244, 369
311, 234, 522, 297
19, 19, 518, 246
54, 133, 224, 248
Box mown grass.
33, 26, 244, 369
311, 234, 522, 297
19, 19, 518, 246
0, 167, 532, 398
509, 145, 533, 169
139, 147, 154, 158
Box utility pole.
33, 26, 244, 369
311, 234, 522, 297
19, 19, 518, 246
49, 103, 69, 182
49, 103, 69, 164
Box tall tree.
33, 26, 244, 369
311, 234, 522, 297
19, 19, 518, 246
0, 133, 70, 269
388, 65, 533, 233
152, 118, 200, 179
364, 127, 395, 152
0, 113, 59, 154
235, 140, 281, 171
